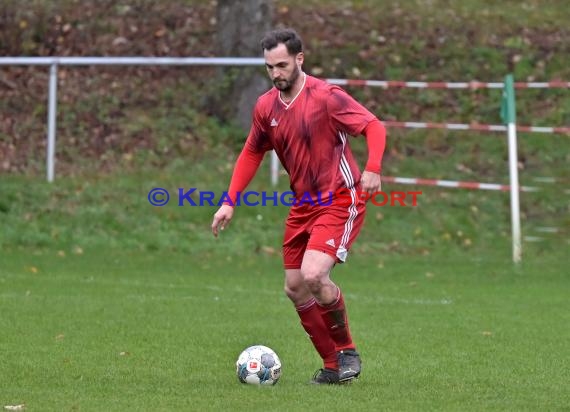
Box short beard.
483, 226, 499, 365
273, 66, 300, 92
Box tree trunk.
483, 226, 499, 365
206, 0, 273, 132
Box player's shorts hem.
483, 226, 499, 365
284, 248, 349, 269
305, 247, 337, 260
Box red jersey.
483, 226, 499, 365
245, 74, 376, 201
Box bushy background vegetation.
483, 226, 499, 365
1, 0, 569, 173
1, 0, 568, 255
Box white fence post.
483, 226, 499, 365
270, 150, 279, 187
47, 63, 58, 183
501, 74, 522, 263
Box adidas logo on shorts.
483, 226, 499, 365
325, 238, 336, 247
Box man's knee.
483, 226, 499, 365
300, 250, 335, 292
301, 265, 328, 292
284, 269, 312, 305
284, 283, 304, 301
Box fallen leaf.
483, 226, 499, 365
4, 405, 26, 411
261, 246, 276, 255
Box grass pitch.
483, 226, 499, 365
1, 244, 568, 411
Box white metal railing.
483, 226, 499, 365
0, 56, 265, 182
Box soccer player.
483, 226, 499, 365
211, 28, 386, 384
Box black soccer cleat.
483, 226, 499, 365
310, 368, 340, 385
337, 349, 361, 382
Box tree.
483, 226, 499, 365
204, 0, 273, 132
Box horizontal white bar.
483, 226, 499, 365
435, 180, 460, 188
524, 236, 545, 242
445, 123, 471, 130
477, 183, 505, 190
527, 127, 554, 133
0, 57, 265, 66
325, 78, 348, 85
391, 178, 419, 184
535, 227, 560, 233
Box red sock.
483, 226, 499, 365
317, 288, 355, 352
296, 298, 338, 370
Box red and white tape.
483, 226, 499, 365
325, 78, 570, 89
383, 121, 570, 135
382, 176, 538, 192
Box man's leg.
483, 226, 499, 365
301, 195, 367, 382
284, 268, 338, 377
299, 251, 361, 382
283, 213, 339, 383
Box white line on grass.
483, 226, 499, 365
1, 273, 453, 305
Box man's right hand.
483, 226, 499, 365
211, 204, 234, 237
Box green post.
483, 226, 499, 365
501, 74, 517, 125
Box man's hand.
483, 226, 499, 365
211, 204, 234, 237
360, 170, 382, 196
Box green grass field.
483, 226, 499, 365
1, 166, 569, 411
1, 245, 568, 411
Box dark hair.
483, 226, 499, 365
260, 28, 303, 55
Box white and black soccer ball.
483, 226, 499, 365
236, 345, 282, 386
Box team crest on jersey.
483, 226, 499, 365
270, 118, 279, 127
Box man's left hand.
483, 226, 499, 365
360, 170, 382, 196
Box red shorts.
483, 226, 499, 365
282, 191, 367, 269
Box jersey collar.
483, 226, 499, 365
279, 72, 307, 110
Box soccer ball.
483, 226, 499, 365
236, 345, 282, 386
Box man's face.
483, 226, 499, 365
264, 43, 303, 92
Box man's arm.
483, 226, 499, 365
361, 119, 386, 195
211, 146, 265, 237
225, 147, 265, 205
